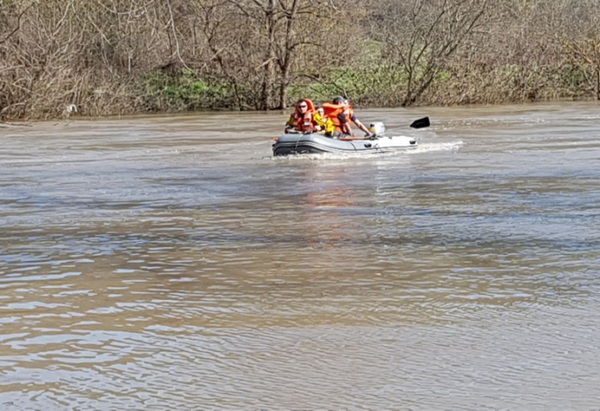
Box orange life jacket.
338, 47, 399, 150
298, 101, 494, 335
292, 99, 316, 133
293, 111, 314, 133
322, 102, 347, 133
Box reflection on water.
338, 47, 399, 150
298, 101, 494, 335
2, 103, 600, 409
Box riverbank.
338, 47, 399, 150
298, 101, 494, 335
1, 63, 595, 122
2, 0, 600, 121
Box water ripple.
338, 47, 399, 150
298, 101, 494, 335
2, 104, 600, 409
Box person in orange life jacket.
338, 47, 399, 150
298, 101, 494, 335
342, 97, 373, 137
284, 99, 316, 134
322, 96, 373, 138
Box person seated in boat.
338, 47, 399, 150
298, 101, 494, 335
284, 99, 316, 134
322, 96, 373, 138
342, 97, 374, 137
312, 106, 335, 137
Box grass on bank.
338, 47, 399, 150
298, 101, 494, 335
3, 63, 596, 121
135, 63, 594, 112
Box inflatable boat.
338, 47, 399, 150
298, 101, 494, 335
272, 118, 429, 157
273, 133, 417, 156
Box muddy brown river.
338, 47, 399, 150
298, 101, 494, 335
2, 102, 600, 410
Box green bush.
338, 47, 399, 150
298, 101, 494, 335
288, 65, 409, 106
137, 69, 239, 111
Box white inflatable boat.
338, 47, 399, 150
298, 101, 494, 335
272, 118, 429, 157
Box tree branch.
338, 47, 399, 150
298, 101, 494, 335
0, 4, 34, 44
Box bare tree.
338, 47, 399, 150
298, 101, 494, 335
371, 0, 490, 106
555, 0, 600, 100
216, 0, 350, 109
5, 0, 600, 120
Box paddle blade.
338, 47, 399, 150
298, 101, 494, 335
410, 117, 430, 129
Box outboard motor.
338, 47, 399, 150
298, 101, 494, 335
369, 122, 386, 136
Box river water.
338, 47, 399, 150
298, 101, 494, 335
1, 102, 600, 410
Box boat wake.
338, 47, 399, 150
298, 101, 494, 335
408, 140, 463, 154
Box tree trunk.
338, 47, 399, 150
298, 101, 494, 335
261, 0, 276, 110
279, 81, 287, 109
276, 0, 299, 110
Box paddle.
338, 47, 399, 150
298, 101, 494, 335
409, 117, 430, 129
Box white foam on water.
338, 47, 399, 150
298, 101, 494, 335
407, 140, 464, 154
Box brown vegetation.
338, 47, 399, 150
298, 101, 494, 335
0, 0, 599, 120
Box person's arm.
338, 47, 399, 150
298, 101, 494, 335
352, 117, 373, 137
284, 115, 295, 133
